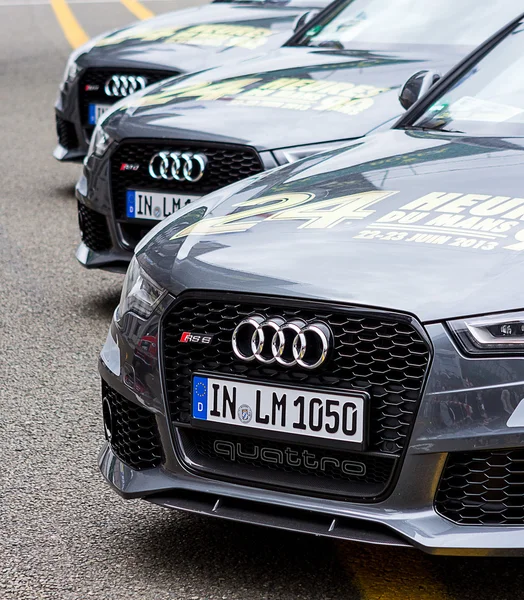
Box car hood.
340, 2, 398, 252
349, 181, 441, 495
138, 130, 524, 323
77, 2, 323, 72
106, 46, 463, 150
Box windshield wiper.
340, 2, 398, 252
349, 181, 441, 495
309, 40, 345, 50
422, 124, 464, 134
403, 125, 465, 134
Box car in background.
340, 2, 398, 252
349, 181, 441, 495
75, 0, 523, 272
54, 0, 329, 162
98, 13, 524, 554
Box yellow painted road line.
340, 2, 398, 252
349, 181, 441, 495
120, 0, 154, 20
50, 0, 89, 49
337, 542, 450, 600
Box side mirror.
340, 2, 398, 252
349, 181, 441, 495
399, 70, 441, 110
293, 10, 318, 33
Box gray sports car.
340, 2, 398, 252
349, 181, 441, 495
98, 14, 524, 554
54, 0, 329, 162
75, 0, 522, 272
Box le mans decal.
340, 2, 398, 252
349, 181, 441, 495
96, 24, 274, 50
172, 191, 396, 238
138, 78, 391, 116
171, 190, 524, 253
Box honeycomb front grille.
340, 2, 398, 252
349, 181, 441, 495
436, 449, 524, 525
78, 202, 111, 252
102, 383, 162, 470
110, 140, 264, 220
78, 68, 176, 129
163, 294, 431, 456
161, 293, 431, 500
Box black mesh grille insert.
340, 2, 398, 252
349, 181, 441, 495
162, 293, 431, 500
78, 68, 176, 129
179, 428, 396, 499
56, 114, 78, 150
436, 449, 524, 525
102, 383, 162, 470
78, 202, 112, 252
110, 140, 264, 220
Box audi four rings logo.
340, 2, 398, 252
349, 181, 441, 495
148, 152, 207, 182
232, 315, 333, 370
104, 74, 148, 97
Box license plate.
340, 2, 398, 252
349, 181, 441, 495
88, 103, 111, 125
192, 375, 366, 446
126, 190, 201, 221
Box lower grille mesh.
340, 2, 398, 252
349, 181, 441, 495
436, 449, 524, 525
102, 383, 162, 470
78, 202, 111, 252
180, 428, 396, 499
56, 114, 78, 150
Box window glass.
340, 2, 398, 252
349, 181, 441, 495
414, 25, 524, 136
303, 0, 520, 49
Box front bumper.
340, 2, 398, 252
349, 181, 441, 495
75, 158, 135, 272
76, 242, 131, 273
100, 441, 524, 556
98, 299, 524, 555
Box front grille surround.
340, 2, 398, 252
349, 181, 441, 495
161, 292, 432, 501
78, 68, 175, 129
436, 449, 524, 525
110, 139, 264, 220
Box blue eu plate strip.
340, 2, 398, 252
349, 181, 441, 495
126, 191, 136, 218
88, 104, 97, 125
192, 376, 208, 420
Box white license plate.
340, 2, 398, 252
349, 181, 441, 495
192, 375, 366, 446
88, 103, 111, 125
126, 190, 201, 221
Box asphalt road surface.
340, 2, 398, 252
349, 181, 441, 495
2, 1, 524, 599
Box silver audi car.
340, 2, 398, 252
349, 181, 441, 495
98, 13, 524, 555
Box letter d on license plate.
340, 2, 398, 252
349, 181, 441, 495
192, 375, 366, 447
88, 103, 111, 125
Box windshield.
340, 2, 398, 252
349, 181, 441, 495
213, 0, 289, 3
413, 22, 524, 137
300, 0, 521, 50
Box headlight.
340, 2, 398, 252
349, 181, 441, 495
116, 256, 166, 322
59, 36, 104, 91
60, 52, 82, 91
64, 61, 80, 84
273, 140, 355, 165
448, 311, 524, 355
87, 123, 113, 158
